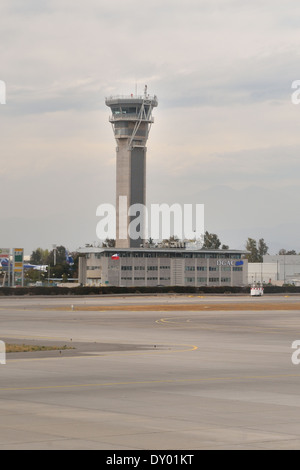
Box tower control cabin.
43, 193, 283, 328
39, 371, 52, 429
105, 87, 158, 249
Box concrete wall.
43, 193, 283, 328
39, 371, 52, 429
78, 257, 87, 285
248, 262, 278, 285
263, 255, 300, 283
116, 141, 131, 249
115, 142, 147, 249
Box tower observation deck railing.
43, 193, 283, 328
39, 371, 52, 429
109, 113, 154, 123
105, 95, 158, 106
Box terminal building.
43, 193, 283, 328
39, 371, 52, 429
78, 247, 248, 287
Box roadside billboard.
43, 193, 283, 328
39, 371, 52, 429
0, 248, 10, 259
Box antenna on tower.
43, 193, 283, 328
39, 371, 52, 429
144, 85, 148, 98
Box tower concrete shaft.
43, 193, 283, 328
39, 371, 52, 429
105, 87, 158, 248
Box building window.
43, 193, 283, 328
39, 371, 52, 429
197, 277, 207, 283
185, 266, 195, 271
197, 266, 207, 271
112, 106, 121, 114
221, 277, 231, 283
121, 107, 137, 114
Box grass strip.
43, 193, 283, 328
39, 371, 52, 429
6, 344, 75, 353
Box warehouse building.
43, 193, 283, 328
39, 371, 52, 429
247, 255, 300, 286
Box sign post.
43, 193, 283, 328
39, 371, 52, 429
0, 248, 11, 287
13, 248, 24, 287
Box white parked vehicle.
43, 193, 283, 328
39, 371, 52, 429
250, 286, 264, 296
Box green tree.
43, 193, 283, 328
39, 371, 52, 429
49, 263, 69, 279
257, 238, 268, 262
102, 238, 116, 248
245, 238, 260, 262
162, 235, 180, 244
24, 268, 45, 284
278, 249, 297, 255
246, 238, 269, 262
28, 246, 78, 283
47, 245, 67, 266
30, 248, 49, 265
202, 231, 221, 249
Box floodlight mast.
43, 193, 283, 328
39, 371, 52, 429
105, 87, 158, 248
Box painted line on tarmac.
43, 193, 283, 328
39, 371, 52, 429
0, 373, 300, 393
156, 316, 300, 335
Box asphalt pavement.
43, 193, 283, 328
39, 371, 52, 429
0, 294, 300, 450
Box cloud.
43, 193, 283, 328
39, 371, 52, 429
1, 0, 300, 253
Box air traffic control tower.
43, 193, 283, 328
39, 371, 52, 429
105, 86, 158, 248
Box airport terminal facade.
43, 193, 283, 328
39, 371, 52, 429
78, 247, 248, 287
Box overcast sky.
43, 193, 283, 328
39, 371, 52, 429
1, 0, 300, 255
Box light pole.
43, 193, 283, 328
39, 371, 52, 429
52, 244, 57, 266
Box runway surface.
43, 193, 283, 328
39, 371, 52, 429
1, 294, 300, 450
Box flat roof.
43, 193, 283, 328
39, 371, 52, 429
105, 95, 158, 107
78, 247, 248, 255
